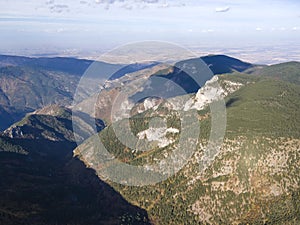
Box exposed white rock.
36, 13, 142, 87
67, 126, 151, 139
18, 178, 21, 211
146, 76, 244, 113
137, 97, 163, 114
166, 127, 180, 133
137, 127, 179, 148
112, 99, 134, 121
184, 76, 243, 111
4, 126, 24, 138
103, 75, 244, 122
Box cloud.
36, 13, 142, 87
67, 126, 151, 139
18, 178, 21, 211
158, 3, 169, 8
143, 0, 159, 3
43, 0, 186, 12
94, 0, 184, 10
215, 6, 230, 13
255, 27, 263, 31
121, 3, 133, 10
201, 29, 214, 33
96, 0, 160, 4
49, 4, 70, 13
45, 0, 54, 5
45, 1, 70, 13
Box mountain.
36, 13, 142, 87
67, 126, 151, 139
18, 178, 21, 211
1, 54, 299, 224
57, 55, 252, 129
0, 54, 94, 76
0, 55, 164, 131
133, 55, 253, 100
75, 71, 300, 224
201, 54, 254, 74
0, 65, 81, 131
0, 142, 151, 225
0, 55, 160, 79
146, 57, 214, 97
89, 55, 242, 125
3, 105, 105, 142
0, 105, 150, 225
109, 62, 159, 80
0, 105, 31, 133
247, 61, 300, 85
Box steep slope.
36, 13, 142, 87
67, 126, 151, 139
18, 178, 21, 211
75, 74, 300, 224
140, 57, 215, 98
0, 136, 28, 155
3, 105, 106, 143
0, 55, 161, 131
91, 63, 171, 124
89, 55, 237, 126
135, 55, 253, 100
0, 66, 77, 107
0, 105, 31, 133
0, 65, 81, 131
0, 105, 150, 225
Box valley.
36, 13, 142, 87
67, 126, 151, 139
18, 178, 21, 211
0, 54, 299, 224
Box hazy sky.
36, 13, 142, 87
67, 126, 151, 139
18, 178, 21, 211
0, 0, 299, 56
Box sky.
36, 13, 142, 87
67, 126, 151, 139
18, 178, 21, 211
0, 0, 299, 62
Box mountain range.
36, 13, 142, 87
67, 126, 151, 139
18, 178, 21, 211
0, 54, 299, 224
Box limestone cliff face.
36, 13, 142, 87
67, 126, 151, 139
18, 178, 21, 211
132, 75, 244, 114
183, 75, 243, 111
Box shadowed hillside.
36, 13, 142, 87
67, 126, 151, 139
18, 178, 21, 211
0, 106, 151, 225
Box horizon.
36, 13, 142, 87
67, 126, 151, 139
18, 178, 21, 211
1, 52, 299, 67
1, 2, 300, 224
0, 0, 299, 64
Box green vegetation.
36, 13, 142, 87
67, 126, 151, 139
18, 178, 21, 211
0, 110, 150, 225
248, 61, 300, 85
77, 69, 300, 224
0, 65, 79, 130
1, 55, 299, 224
225, 78, 300, 138
0, 137, 28, 155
